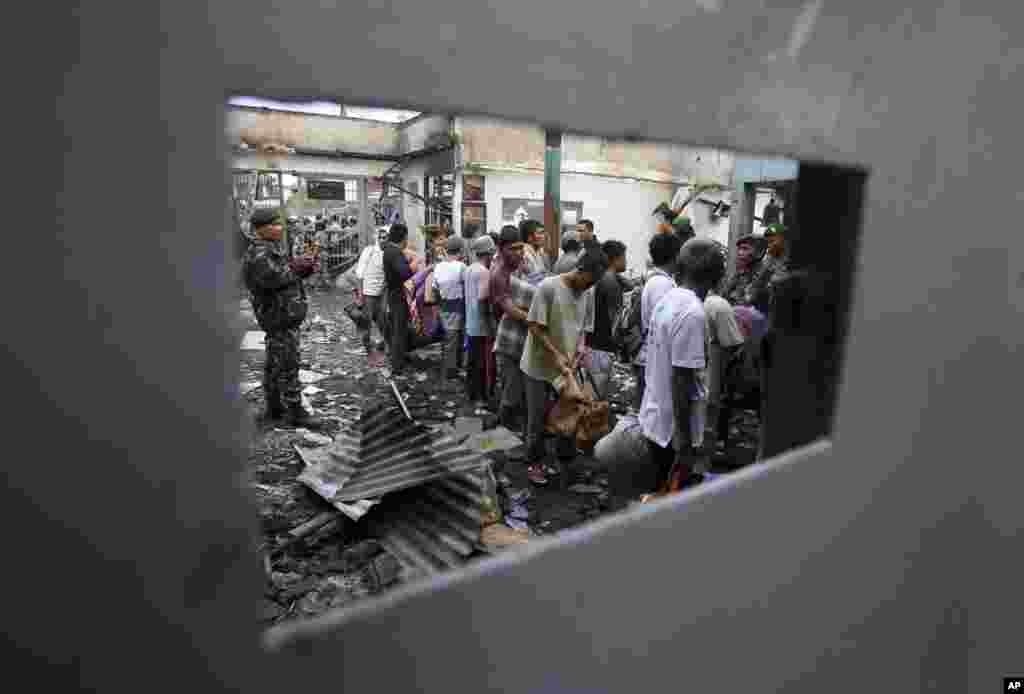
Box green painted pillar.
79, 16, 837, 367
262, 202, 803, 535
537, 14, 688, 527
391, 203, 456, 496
543, 130, 562, 264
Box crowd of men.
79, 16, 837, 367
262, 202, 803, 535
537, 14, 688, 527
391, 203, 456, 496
243, 203, 794, 503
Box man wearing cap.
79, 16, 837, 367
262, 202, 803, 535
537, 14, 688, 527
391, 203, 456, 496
432, 235, 469, 379
722, 233, 762, 306
242, 208, 323, 428
552, 230, 581, 274
746, 224, 790, 314
465, 235, 498, 405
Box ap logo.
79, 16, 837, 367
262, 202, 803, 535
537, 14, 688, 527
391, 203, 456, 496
1006, 678, 1023, 691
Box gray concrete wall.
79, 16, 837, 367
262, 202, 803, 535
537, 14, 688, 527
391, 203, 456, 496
25, 2, 1023, 694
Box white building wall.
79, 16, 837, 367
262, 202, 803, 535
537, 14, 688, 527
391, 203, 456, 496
479, 170, 729, 273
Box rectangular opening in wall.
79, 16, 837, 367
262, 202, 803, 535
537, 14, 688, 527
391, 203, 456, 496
227, 97, 866, 632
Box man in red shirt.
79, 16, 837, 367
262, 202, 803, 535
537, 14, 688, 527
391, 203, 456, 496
488, 225, 527, 430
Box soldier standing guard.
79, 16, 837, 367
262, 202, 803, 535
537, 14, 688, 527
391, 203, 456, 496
243, 208, 324, 429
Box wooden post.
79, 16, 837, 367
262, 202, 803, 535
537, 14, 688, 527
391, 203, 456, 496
543, 130, 562, 264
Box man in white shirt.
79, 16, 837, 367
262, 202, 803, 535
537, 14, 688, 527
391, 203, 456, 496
632, 233, 684, 409
432, 235, 469, 379
354, 237, 387, 351
639, 238, 727, 493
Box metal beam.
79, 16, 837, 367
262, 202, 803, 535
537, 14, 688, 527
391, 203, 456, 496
543, 130, 562, 262
358, 177, 370, 246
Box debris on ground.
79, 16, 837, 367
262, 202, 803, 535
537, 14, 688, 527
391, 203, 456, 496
568, 484, 605, 495
300, 432, 333, 447
241, 331, 266, 350
241, 288, 762, 626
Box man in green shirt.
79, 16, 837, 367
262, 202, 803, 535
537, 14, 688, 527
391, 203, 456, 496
519, 246, 609, 486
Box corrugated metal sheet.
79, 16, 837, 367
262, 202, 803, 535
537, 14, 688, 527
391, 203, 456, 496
298, 403, 488, 500
366, 468, 497, 576
295, 402, 505, 576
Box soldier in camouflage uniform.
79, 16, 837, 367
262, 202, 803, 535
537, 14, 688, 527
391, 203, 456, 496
722, 233, 761, 306
243, 208, 323, 428
745, 224, 791, 315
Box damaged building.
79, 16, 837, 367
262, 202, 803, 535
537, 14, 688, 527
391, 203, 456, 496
227, 102, 796, 272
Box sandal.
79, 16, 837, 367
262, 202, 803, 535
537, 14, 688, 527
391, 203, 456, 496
527, 464, 549, 486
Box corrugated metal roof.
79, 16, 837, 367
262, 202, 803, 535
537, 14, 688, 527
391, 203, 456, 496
295, 400, 507, 576
297, 404, 488, 503
366, 468, 497, 576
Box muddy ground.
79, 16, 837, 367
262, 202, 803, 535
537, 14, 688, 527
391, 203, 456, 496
239, 285, 761, 627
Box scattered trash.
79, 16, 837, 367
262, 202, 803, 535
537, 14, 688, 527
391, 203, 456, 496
241, 331, 266, 350
240, 381, 262, 395
568, 484, 604, 495
503, 517, 530, 532
445, 401, 456, 408
506, 488, 532, 505
302, 385, 324, 395
415, 372, 428, 382
301, 432, 333, 447
333, 498, 381, 522
464, 426, 524, 454
474, 409, 490, 416
453, 417, 484, 438
506, 505, 530, 521
299, 370, 329, 384
482, 523, 530, 547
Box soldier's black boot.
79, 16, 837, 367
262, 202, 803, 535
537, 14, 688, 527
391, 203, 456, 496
284, 403, 324, 429
260, 390, 285, 423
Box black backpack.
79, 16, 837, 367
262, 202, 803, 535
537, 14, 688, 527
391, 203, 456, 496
612, 286, 645, 363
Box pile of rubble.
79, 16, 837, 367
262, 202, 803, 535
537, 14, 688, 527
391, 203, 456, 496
292, 396, 533, 581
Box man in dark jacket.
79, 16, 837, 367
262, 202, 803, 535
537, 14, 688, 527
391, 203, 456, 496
585, 239, 628, 399
243, 208, 322, 428
381, 223, 415, 374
